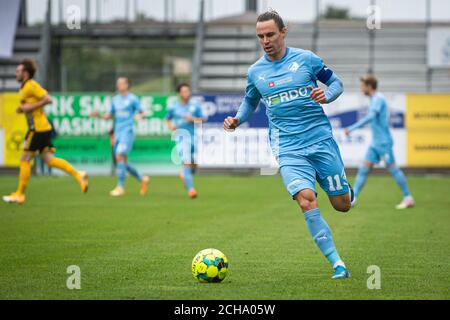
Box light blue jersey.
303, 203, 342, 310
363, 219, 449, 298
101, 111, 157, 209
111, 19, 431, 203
166, 99, 204, 164
110, 93, 142, 136
235, 47, 349, 198
236, 47, 343, 156
347, 92, 395, 165
109, 93, 142, 156
347, 92, 393, 148
165, 100, 204, 138
233, 46, 350, 273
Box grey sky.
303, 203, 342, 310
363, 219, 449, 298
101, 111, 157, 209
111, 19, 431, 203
26, 0, 450, 24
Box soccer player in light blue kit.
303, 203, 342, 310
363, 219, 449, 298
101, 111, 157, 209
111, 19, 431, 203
224, 11, 353, 279
344, 75, 414, 209
165, 83, 206, 199
91, 77, 149, 196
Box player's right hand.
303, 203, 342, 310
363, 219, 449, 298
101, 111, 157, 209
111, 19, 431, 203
223, 116, 239, 132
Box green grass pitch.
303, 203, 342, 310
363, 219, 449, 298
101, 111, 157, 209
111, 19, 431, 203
0, 174, 449, 299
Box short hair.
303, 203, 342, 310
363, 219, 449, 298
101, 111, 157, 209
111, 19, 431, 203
19, 59, 37, 78
360, 74, 378, 90
256, 10, 286, 31
176, 82, 190, 93
117, 76, 130, 86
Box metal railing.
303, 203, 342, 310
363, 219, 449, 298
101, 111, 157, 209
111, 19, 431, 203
191, 0, 205, 93
36, 0, 52, 87
17, 0, 450, 92
21, 0, 450, 26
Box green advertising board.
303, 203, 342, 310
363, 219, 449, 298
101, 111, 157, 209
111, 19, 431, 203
45, 94, 179, 174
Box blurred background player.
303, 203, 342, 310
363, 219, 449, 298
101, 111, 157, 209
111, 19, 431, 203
345, 75, 414, 209
91, 77, 149, 196
165, 83, 205, 199
223, 11, 352, 279
2, 59, 88, 204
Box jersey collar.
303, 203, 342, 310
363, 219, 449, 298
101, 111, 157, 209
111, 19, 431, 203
20, 78, 31, 89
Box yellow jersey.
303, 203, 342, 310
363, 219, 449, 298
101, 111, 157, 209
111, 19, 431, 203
19, 79, 52, 132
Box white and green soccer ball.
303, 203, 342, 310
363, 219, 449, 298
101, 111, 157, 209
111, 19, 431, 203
192, 248, 229, 283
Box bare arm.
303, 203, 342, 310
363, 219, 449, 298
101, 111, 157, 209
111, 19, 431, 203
18, 95, 52, 113
90, 110, 113, 120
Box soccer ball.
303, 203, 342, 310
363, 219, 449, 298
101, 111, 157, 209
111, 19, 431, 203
192, 248, 229, 283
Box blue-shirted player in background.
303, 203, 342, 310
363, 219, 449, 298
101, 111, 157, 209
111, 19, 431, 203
91, 77, 149, 196
165, 83, 206, 199
224, 11, 353, 279
344, 75, 414, 209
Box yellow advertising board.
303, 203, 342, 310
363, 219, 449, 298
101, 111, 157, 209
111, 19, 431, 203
0, 93, 27, 167
407, 131, 450, 167
0, 94, 3, 128
406, 94, 450, 129
406, 94, 450, 167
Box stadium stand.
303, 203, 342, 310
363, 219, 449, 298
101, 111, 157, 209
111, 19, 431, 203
1, 3, 449, 93
0, 26, 42, 92
196, 13, 449, 93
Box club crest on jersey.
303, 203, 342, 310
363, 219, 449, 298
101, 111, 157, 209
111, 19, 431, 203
288, 61, 300, 72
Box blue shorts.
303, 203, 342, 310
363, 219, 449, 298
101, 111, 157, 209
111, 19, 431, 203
176, 142, 195, 164
279, 138, 350, 198
174, 132, 196, 164
114, 130, 134, 156
365, 144, 396, 166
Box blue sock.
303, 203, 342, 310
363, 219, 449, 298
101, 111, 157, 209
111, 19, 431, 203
354, 166, 370, 197
304, 208, 343, 269
183, 167, 194, 191
388, 167, 410, 197
126, 163, 142, 182
117, 161, 126, 188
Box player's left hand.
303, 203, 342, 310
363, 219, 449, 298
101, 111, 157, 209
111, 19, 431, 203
184, 115, 195, 123
16, 106, 24, 113
308, 86, 327, 104
134, 113, 144, 121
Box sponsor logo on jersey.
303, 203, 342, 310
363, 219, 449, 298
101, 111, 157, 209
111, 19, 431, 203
267, 77, 293, 88
274, 76, 293, 86
263, 86, 310, 107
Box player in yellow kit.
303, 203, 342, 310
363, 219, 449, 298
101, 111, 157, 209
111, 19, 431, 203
2, 59, 88, 205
